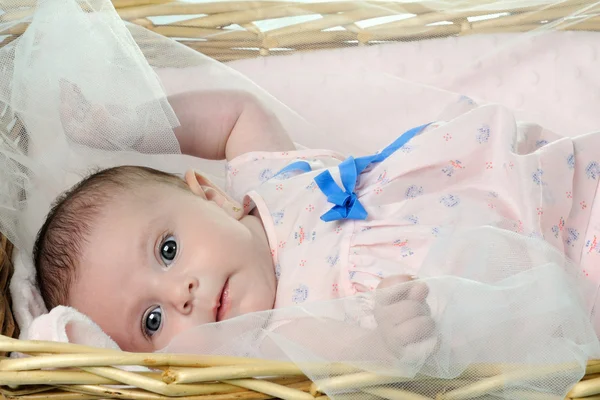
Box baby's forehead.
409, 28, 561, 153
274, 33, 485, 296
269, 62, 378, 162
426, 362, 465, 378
98, 179, 185, 214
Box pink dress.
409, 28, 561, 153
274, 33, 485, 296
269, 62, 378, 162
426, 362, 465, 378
226, 101, 600, 309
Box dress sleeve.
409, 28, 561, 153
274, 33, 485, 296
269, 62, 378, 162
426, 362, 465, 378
225, 149, 345, 202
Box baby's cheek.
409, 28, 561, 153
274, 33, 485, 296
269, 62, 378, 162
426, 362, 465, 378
158, 318, 197, 350
241, 288, 275, 316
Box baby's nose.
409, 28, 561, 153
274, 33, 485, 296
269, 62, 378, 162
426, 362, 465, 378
174, 277, 199, 314
186, 277, 199, 293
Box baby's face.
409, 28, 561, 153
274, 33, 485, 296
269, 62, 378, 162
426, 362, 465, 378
67, 182, 276, 352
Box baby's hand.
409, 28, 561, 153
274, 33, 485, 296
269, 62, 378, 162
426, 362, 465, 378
59, 80, 109, 145
59, 80, 141, 150
374, 275, 436, 357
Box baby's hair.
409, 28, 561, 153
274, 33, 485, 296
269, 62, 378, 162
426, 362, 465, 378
33, 165, 189, 311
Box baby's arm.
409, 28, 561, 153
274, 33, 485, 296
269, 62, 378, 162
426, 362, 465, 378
169, 90, 295, 161
58, 82, 294, 159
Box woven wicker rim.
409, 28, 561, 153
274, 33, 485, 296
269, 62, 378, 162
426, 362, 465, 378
1, 335, 600, 400
0, 0, 599, 61
1, 0, 600, 398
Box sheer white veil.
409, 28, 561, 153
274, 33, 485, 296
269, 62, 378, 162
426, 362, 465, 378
1, 1, 599, 398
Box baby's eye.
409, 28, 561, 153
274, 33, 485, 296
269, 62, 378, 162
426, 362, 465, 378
159, 235, 177, 266
143, 306, 162, 337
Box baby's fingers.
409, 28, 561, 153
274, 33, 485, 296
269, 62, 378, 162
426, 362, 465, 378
380, 300, 430, 328
376, 275, 416, 306
376, 278, 429, 308
393, 316, 436, 346
408, 282, 429, 302
377, 275, 414, 290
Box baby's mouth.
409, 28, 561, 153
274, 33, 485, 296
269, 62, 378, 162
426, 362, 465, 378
216, 278, 230, 322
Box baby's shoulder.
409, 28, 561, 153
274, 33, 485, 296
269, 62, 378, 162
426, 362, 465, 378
226, 149, 345, 199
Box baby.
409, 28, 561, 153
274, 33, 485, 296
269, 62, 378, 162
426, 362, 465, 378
34, 87, 434, 352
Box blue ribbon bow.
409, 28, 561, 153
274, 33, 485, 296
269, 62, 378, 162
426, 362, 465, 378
274, 123, 430, 222
314, 156, 368, 221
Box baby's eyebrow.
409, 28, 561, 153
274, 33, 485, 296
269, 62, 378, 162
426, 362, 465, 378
126, 297, 150, 349
138, 226, 150, 269
139, 215, 163, 268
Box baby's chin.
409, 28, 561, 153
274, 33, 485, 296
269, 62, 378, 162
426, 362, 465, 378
232, 291, 276, 320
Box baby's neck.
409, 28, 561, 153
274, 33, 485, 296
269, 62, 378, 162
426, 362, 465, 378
240, 209, 275, 276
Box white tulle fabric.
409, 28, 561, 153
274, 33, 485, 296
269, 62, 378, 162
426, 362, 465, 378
1, 0, 600, 399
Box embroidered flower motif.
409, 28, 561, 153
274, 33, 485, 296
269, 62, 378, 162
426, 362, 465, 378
528, 231, 543, 240
376, 170, 388, 184
259, 169, 274, 182
459, 95, 475, 105
552, 217, 566, 238
276, 184, 284, 191
532, 169, 544, 185
399, 144, 414, 154
485, 162, 493, 170
586, 161, 600, 180
586, 236, 598, 254
327, 255, 340, 267
405, 215, 419, 225
275, 171, 292, 180
476, 125, 491, 144
443, 133, 452, 142
393, 239, 408, 247
292, 285, 309, 303
271, 211, 285, 225
514, 220, 524, 233
566, 228, 579, 246
567, 154, 575, 170
401, 248, 414, 258
294, 227, 307, 245
305, 182, 316, 191
440, 194, 460, 207
442, 160, 464, 177
306, 204, 315, 212
406, 185, 424, 199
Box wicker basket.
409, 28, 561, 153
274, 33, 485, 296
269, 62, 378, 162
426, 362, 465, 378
0, 0, 599, 61
1, 0, 600, 399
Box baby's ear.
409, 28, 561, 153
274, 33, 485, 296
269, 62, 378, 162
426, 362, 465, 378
184, 170, 244, 219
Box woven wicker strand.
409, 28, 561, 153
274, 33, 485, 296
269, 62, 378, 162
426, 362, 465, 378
0, 0, 598, 61
1, 0, 600, 398
0, 336, 599, 400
